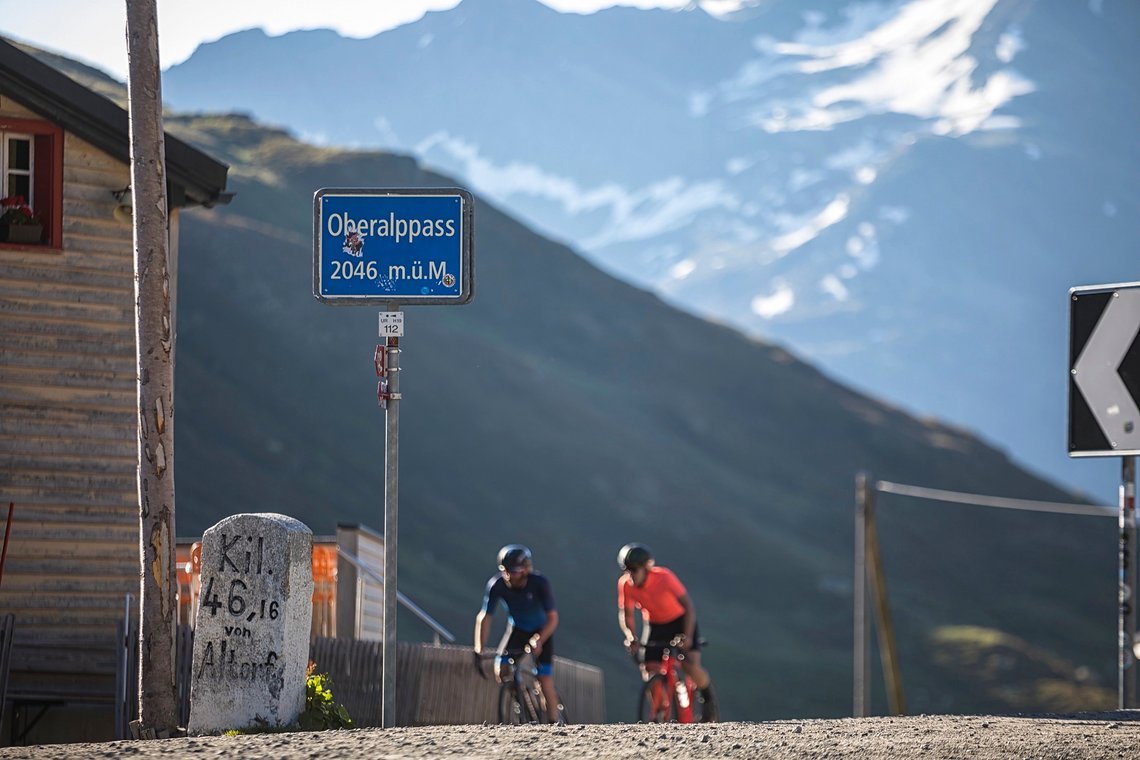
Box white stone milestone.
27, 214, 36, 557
187, 513, 313, 734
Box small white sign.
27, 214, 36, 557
379, 311, 405, 337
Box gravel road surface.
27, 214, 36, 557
4, 713, 1140, 759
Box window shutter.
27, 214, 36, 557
33, 131, 61, 247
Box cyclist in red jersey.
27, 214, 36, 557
616, 542, 717, 720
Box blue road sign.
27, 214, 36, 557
314, 188, 474, 305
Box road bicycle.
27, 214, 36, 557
474, 648, 569, 725
633, 637, 714, 723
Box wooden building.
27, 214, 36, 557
0, 37, 231, 744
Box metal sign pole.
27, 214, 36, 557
382, 306, 401, 728
1121, 456, 1137, 709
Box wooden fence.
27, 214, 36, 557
103, 636, 604, 735
309, 639, 605, 726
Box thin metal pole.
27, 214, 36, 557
0, 502, 14, 588
875, 481, 1114, 517
382, 306, 401, 729
1120, 456, 1137, 709
117, 593, 131, 738
854, 472, 870, 717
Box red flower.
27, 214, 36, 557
0, 195, 36, 225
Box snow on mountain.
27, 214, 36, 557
163, 0, 1139, 500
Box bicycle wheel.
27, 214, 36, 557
529, 684, 569, 725
637, 674, 671, 723
498, 682, 537, 724
694, 682, 718, 723
544, 688, 570, 725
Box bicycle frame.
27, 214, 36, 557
638, 643, 699, 723
477, 648, 567, 725
502, 652, 544, 724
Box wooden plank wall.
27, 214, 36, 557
356, 529, 385, 640
0, 97, 142, 703
334, 524, 385, 641
309, 640, 606, 727
310, 636, 384, 727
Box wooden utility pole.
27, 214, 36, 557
854, 473, 906, 717
864, 486, 906, 716
854, 472, 870, 717
126, 0, 179, 735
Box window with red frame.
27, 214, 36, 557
0, 118, 63, 248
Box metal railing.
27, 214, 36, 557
336, 547, 456, 645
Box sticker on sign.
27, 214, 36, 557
379, 312, 405, 338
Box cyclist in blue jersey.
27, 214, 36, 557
474, 544, 561, 722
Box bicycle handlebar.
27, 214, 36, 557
635, 635, 708, 649
476, 647, 532, 659
626, 636, 709, 664
472, 647, 534, 679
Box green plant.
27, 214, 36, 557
298, 667, 354, 731
218, 668, 353, 735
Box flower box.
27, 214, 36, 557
0, 223, 43, 244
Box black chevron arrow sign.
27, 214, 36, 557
1069, 282, 1140, 457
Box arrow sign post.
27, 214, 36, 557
1069, 281, 1140, 709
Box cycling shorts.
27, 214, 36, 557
499, 625, 555, 677
643, 614, 701, 665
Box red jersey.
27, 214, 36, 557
618, 566, 687, 623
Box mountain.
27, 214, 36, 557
32, 47, 1118, 720
161, 0, 1140, 503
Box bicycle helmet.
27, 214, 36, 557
618, 542, 652, 571
497, 544, 533, 571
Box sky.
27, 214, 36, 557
0, 0, 743, 81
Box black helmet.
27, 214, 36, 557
497, 544, 533, 571
618, 542, 652, 571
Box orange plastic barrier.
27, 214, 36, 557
177, 540, 337, 634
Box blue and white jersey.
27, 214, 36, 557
481, 572, 556, 632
